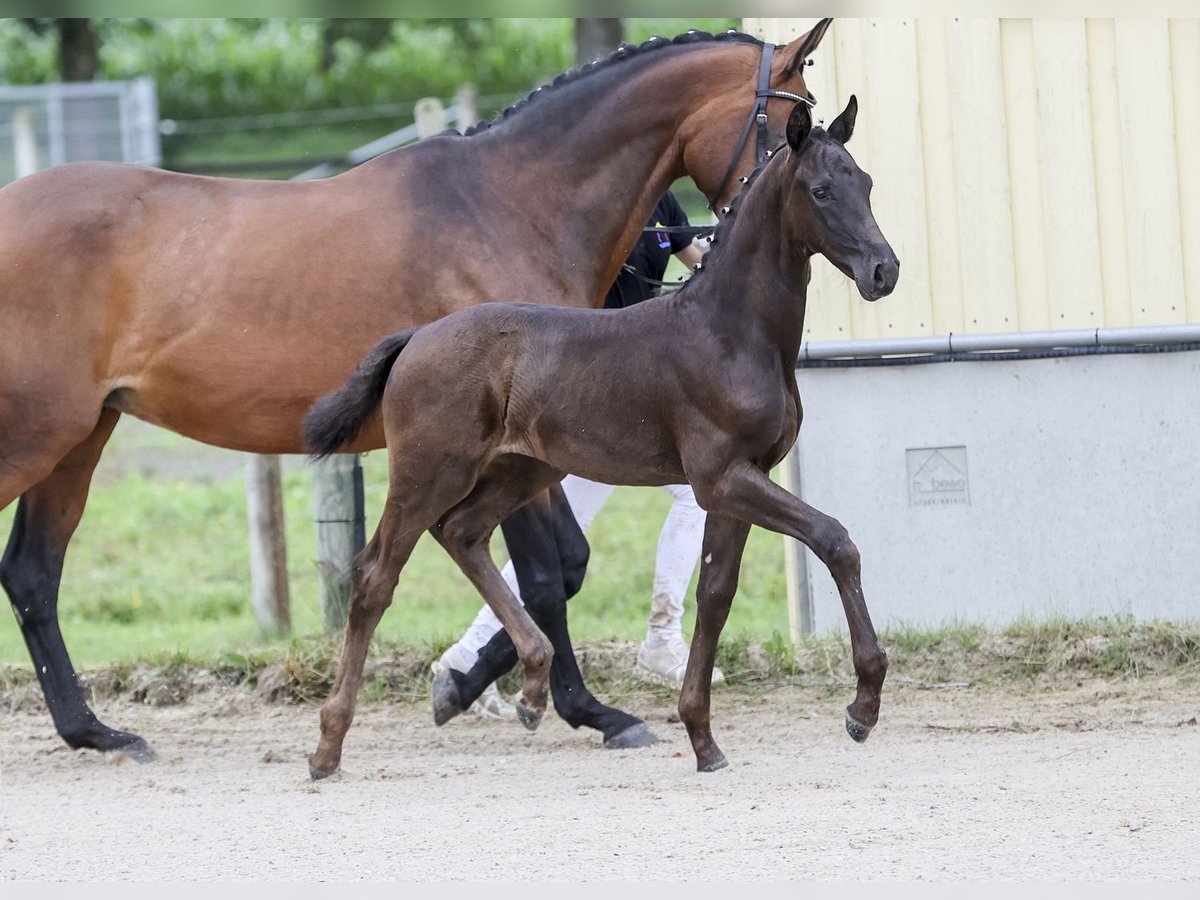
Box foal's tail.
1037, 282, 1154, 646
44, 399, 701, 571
303, 328, 418, 458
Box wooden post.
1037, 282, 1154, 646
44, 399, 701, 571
13, 107, 38, 178
452, 85, 477, 132
313, 453, 364, 632
413, 96, 445, 139
245, 454, 291, 636
779, 444, 813, 643
307, 97, 443, 632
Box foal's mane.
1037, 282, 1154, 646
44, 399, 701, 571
461, 29, 763, 137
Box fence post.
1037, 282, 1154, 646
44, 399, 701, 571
13, 107, 38, 178
453, 85, 477, 132
308, 96, 445, 632
780, 444, 813, 643
413, 96, 445, 138
312, 453, 364, 632
246, 454, 291, 636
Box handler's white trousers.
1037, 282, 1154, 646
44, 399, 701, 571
452, 475, 706, 661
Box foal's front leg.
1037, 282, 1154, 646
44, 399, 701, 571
678, 513, 751, 772
699, 463, 887, 744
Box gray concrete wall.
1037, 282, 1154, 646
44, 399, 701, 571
791, 350, 1200, 632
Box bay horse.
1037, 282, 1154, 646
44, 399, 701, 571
0, 24, 836, 762
304, 95, 898, 776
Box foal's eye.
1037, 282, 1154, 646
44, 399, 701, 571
812, 187, 831, 202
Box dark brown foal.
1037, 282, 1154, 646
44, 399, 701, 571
305, 96, 898, 775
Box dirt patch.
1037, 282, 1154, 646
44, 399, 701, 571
2, 676, 1197, 881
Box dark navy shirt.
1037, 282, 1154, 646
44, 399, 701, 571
604, 192, 693, 309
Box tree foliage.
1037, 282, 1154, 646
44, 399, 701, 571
0, 18, 736, 173
0, 19, 580, 121
0, 18, 736, 120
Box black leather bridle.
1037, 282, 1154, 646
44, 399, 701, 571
708, 42, 817, 213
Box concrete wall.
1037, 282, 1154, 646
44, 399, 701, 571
791, 349, 1200, 632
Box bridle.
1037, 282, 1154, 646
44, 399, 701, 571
615, 42, 819, 300
708, 42, 817, 213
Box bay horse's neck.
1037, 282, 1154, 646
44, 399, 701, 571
465, 44, 749, 304
685, 160, 812, 369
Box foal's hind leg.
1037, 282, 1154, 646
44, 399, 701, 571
445, 484, 657, 748
310, 454, 554, 777
309, 493, 428, 779
678, 513, 751, 772
0, 409, 152, 758
697, 463, 887, 745
426, 457, 565, 732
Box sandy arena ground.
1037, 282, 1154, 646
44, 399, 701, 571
2, 678, 1197, 881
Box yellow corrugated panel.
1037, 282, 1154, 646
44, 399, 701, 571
1172, 19, 1200, 323
743, 17, 1200, 336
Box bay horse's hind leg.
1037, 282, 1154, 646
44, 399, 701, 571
0, 409, 152, 758
444, 483, 657, 748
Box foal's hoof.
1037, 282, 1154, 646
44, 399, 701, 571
431, 670, 465, 727
515, 700, 544, 733
697, 751, 729, 773
307, 755, 336, 781
845, 710, 875, 744
111, 736, 158, 764
602, 722, 659, 750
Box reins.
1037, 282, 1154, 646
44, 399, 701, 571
708, 42, 816, 214
618, 224, 716, 297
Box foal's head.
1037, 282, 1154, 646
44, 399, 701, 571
781, 97, 899, 301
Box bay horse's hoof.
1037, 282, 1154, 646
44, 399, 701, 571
109, 735, 157, 764
845, 710, 874, 744
431, 669, 465, 726
307, 755, 336, 781
515, 700, 543, 732
602, 722, 659, 749
697, 751, 729, 773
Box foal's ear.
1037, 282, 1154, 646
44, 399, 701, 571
828, 95, 858, 145
785, 18, 833, 74
786, 102, 812, 151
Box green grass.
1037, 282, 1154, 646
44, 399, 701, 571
0, 420, 791, 668
9, 424, 1199, 692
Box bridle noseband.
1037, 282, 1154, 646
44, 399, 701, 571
708, 42, 817, 213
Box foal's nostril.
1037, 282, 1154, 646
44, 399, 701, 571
871, 256, 900, 296
873, 263, 887, 292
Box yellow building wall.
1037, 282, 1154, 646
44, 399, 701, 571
743, 17, 1200, 340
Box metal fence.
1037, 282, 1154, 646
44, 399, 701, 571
0, 77, 160, 184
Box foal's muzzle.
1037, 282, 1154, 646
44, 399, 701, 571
854, 247, 900, 301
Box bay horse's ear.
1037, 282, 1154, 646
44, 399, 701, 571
786, 102, 812, 151
785, 18, 833, 74
828, 95, 858, 145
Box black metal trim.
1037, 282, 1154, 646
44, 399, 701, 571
796, 342, 1200, 369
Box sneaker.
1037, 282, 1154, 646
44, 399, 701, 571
634, 636, 725, 688
431, 648, 518, 721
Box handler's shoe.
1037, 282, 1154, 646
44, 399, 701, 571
431, 645, 518, 721
634, 635, 725, 688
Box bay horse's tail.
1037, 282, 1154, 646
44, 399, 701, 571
303, 328, 418, 458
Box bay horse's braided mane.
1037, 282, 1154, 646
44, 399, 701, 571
461, 29, 763, 137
